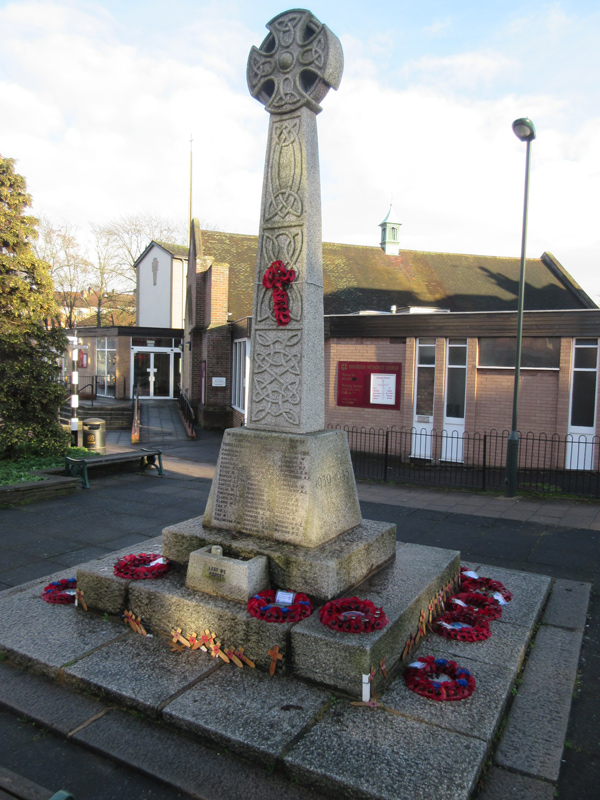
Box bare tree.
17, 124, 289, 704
93, 213, 187, 294
34, 218, 91, 328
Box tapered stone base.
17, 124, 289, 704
202, 427, 361, 548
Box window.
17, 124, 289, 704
415, 338, 436, 417
570, 339, 598, 429
232, 339, 249, 412
445, 339, 467, 419
478, 337, 560, 369
96, 336, 117, 397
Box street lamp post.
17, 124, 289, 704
506, 117, 536, 497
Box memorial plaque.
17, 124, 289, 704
337, 361, 401, 410
186, 545, 269, 602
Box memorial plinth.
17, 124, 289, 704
202, 428, 361, 547
164, 515, 396, 603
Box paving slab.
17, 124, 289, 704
478, 766, 555, 800
62, 630, 221, 715
74, 706, 324, 800
462, 564, 551, 630
542, 579, 591, 630
164, 667, 330, 765
421, 617, 534, 674
381, 648, 515, 743
496, 624, 584, 782
0, 661, 108, 736
0, 584, 126, 676
283, 701, 488, 800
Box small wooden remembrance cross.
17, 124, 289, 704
268, 645, 283, 676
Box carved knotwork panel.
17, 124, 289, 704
266, 117, 303, 223
251, 331, 302, 427
256, 227, 303, 324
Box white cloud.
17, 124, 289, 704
401, 51, 518, 91
423, 17, 452, 37
1, 0, 598, 303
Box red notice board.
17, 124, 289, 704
337, 361, 402, 410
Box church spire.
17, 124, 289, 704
379, 203, 401, 255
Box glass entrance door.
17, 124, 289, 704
153, 353, 171, 397
133, 351, 151, 397
133, 351, 173, 398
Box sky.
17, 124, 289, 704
1, 0, 599, 300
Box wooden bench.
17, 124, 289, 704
65, 448, 165, 489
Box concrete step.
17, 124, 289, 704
0, 548, 580, 800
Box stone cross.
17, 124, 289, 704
246, 9, 343, 434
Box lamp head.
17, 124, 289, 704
512, 118, 536, 142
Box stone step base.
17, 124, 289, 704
163, 515, 396, 603
78, 538, 460, 696
0, 558, 556, 800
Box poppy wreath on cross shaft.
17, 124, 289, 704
433, 609, 491, 642
247, 590, 313, 623
318, 597, 389, 634
42, 578, 77, 604
404, 656, 476, 701
460, 570, 513, 603
113, 553, 170, 580
450, 591, 503, 621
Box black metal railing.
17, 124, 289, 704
328, 424, 600, 498
177, 386, 196, 430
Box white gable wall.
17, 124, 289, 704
137, 245, 174, 327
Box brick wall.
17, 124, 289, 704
325, 338, 407, 430
116, 336, 131, 399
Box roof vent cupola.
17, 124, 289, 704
379, 203, 401, 256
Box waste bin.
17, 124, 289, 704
83, 418, 106, 455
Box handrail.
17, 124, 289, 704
131, 383, 141, 444
177, 385, 195, 428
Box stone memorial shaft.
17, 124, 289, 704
246, 8, 343, 433
203, 9, 362, 549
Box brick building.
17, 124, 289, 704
63, 241, 187, 401
179, 210, 597, 455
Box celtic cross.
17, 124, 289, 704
246, 10, 343, 434
247, 9, 343, 115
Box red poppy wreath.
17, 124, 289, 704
450, 591, 502, 621
460, 568, 513, 603
247, 590, 313, 623
113, 553, 170, 580
404, 655, 476, 701
319, 597, 389, 634
42, 578, 77, 604
433, 609, 491, 642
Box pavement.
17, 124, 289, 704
0, 404, 598, 799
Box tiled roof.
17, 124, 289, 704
155, 241, 189, 258
198, 230, 595, 321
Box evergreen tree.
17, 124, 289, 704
0, 155, 69, 458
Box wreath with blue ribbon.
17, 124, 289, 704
247, 590, 313, 623
404, 655, 476, 701
42, 578, 77, 604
